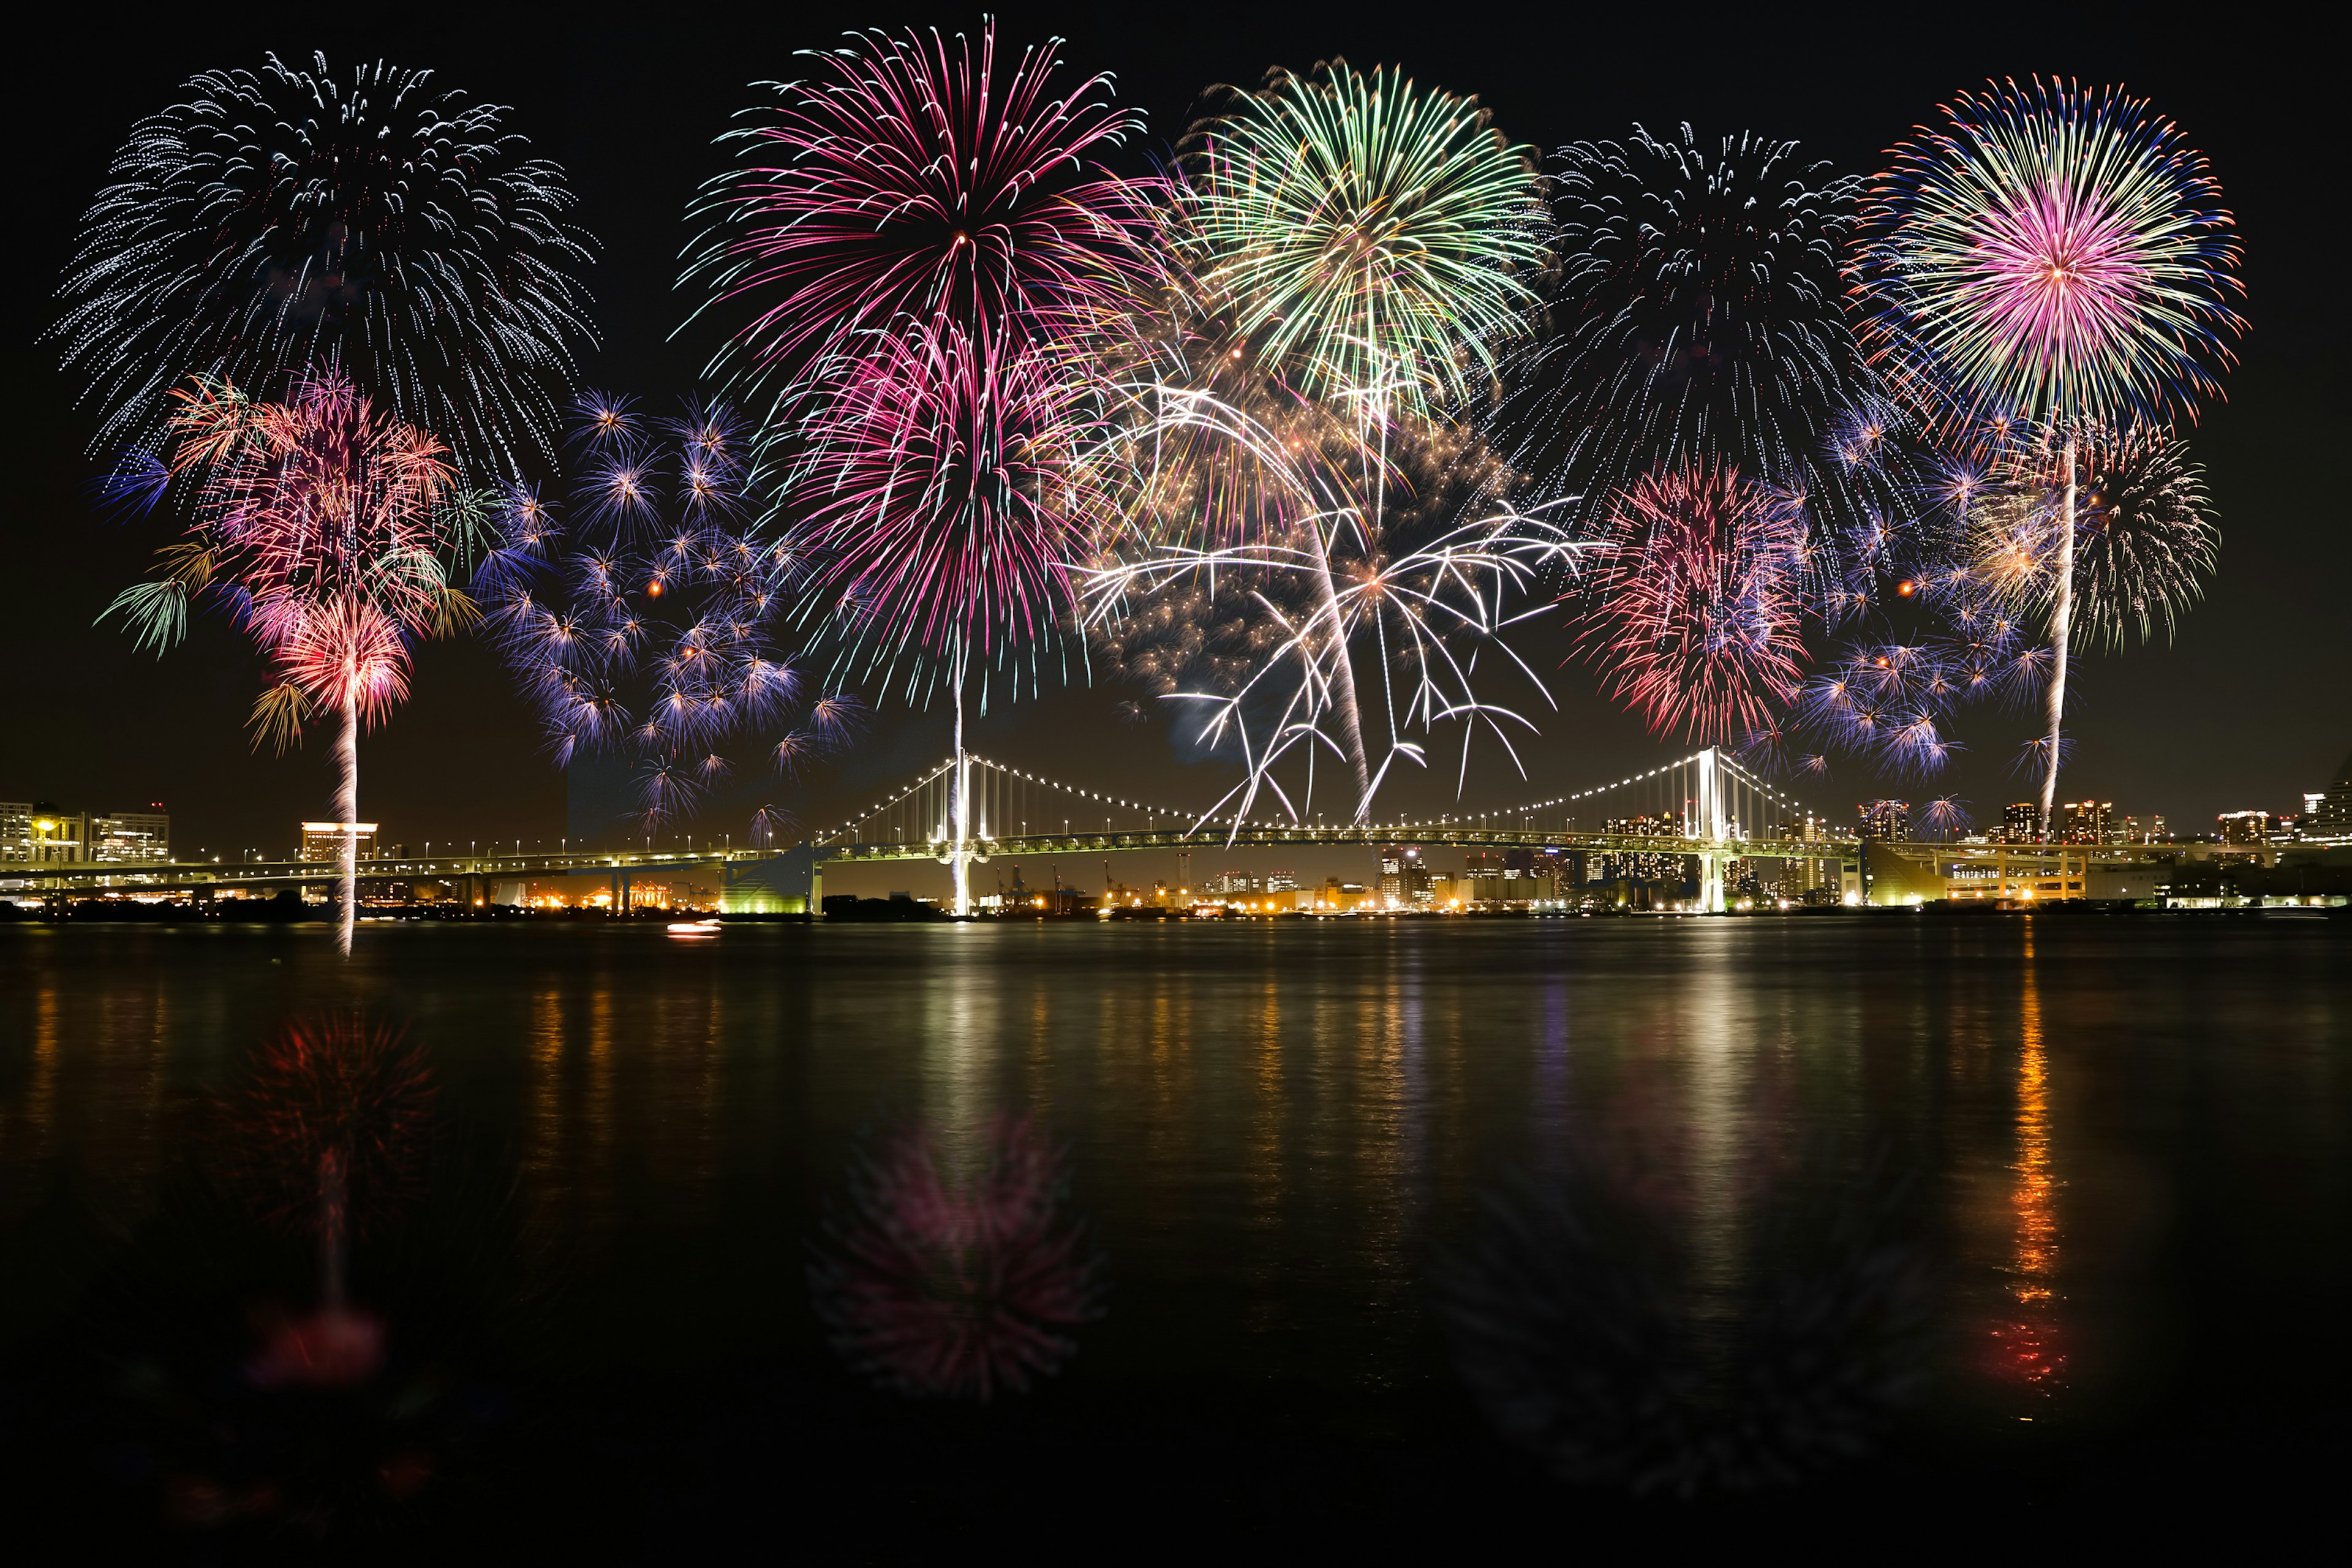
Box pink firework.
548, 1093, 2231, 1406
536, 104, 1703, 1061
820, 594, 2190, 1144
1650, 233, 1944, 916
1577, 461, 1813, 744
683, 21, 1158, 405
794, 322, 1110, 698
130, 372, 459, 955
1855, 77, 2243, 431
810, 1117, 1105, 1401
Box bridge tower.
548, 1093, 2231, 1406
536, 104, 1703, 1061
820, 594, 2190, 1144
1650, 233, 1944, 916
1695, 746, 1727, 914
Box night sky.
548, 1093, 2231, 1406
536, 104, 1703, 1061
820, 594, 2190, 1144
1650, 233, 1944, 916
4, 6, 2343, 891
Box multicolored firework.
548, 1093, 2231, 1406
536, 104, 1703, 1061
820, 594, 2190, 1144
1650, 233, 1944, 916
54, 53, 595, 480
1965, 420, 2218, 650
1499, 126, 1880, 526
108, 372, 465, 955
682, 23, 1158, 421
809, 1117, 1105, 1401
1577, 461, 1815, 745
686, 23, 1165, 914
488, 393, 858, 835
1853, 78, 2244, 432
1183, 61, 1545, 420
1087, 409, 1577, 826
1852, 79, 2240, 826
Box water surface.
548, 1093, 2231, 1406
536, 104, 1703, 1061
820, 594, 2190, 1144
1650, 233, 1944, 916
3, 916, 2347, 1548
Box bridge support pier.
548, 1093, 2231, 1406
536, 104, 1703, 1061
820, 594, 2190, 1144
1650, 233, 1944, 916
1700, 849, 1725, 914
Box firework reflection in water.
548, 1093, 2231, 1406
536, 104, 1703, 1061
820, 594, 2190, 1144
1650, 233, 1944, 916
1440, 1146, 1930, 1495
810, 1117, 1104, 1400
216, 1015, 435, 1390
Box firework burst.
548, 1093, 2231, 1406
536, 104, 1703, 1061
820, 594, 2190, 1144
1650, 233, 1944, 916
1499, 126, 1885, 530
105, 372, 464, 954
682, 22, 1158, 423
489, 393, 857, 835
1852, 78, 2239, 828
54, 53, 595, 480
1182, 61, 1544, 420
1577, 461, 1814, 745
1853, 78, 2244, 432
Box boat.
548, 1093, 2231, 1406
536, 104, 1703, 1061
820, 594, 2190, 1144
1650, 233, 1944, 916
666, 918, 722, 937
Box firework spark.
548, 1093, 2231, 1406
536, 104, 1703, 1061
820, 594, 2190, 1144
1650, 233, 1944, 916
53, 53, 595, 480
490, 393, 854, 836
682, 22, 1158, 423
1499, 126, 1886, 535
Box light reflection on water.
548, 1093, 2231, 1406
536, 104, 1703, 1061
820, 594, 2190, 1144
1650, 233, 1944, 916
2, 916, 2348, 1442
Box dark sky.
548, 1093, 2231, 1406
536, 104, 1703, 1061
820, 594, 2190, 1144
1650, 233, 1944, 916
4, 4, 2344, 883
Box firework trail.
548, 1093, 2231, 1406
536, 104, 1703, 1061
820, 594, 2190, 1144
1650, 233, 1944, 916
1087, 405, 1578, 829
1183, 61, 1544, 423
107, 372, 464, 956
486, 393, 857, 838
55, 53, 596, 482
1576, 461, 1815, 745
810, 1117, 1104, 1401
1853, 78, 2242, 829
686, 23, 1159, 914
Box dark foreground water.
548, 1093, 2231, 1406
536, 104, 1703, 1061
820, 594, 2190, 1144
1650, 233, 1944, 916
3, 914, 2348, 1555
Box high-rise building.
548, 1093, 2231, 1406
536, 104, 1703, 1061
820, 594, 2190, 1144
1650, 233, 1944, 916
301, 821, 380, 862
2310, 753, 2352, 842
0, 802, 29, 864
2000, 802, 2042, 844
2217, 810, 2270, 846
1856, 801, 1910, 841
2057, 801, 2114, 845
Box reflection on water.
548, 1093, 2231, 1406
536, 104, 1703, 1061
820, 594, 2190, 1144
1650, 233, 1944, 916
2, 918, 2350, 1531
1997, 924, 2066, 1403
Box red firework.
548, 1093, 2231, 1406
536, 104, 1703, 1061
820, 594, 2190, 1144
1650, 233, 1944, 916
1577, 461, 1812, 743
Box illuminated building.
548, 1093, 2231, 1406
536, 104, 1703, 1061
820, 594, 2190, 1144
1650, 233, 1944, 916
1998, 802, 2043, 844
2216, 810, 2269, 846
89, 809, 170, 863
300, 821, 381, 862
1856, 800, 1910, 841
23, 805, 87, 865
2056, 801, 2114, 845
2312, 749, 2352, 842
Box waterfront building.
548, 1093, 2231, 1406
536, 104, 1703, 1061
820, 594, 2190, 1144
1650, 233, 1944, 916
89, 809, 170, 863
2217, 810, 2271, 846
2309, 755, 2352, 842
1998, 802, 2042, 844
300, 821, 380, 861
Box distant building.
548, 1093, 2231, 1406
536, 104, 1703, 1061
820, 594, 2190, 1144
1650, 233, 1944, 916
301, 821, 380, 862
1856, 801, 1910, 841
2310, 752, 2352, 842
23, 805, 87, 865
1999, 802, 2042, 844
2217, 810, 2271, 847
2057, 801, 2114, 845
89, 809, 170, 863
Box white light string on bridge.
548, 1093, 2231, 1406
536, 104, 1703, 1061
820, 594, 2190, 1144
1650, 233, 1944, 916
817, 744, 1839, 856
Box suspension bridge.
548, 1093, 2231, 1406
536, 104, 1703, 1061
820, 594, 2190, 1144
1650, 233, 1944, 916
12, 745, 1886, 916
